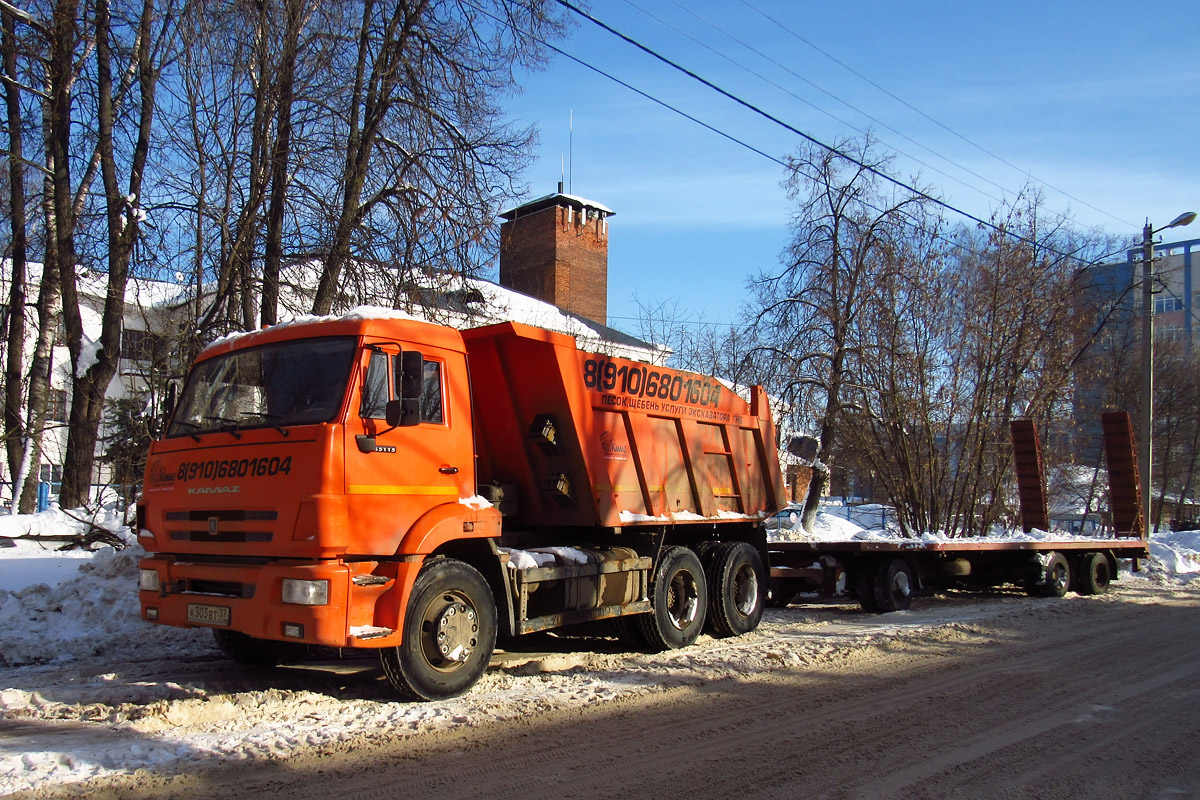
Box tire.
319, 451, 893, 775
213, 629, 309, 666
705, 542, 767, 637
1034, 552, 1072, 598
854, 563, 879, 612
873, 558, 915, 612
1075, 552, 1112, 596
637, 546, 707, 651
379, 558, 497, 701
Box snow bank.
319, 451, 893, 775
769, 508, 870, 543
1146, 530, 1200, 582
0, 507, 211, 668
0, 544, 212, 668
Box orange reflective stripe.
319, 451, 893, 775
347, 485, 460, 496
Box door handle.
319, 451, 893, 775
439, 466, 459, 475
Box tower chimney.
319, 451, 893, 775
498, 189, 613, 326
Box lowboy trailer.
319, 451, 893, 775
768, 536, 1151, 611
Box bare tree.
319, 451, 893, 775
2, 4, 35, 502
58, 0, 172, 508
751, 136, 931, 531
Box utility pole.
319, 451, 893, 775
1140, 222, 1154, 536
1140, 211, 1197, 535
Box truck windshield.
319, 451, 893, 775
167, 336, 357, 437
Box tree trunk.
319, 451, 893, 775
2, 10, 29, 504
59, 0, 160, 508
261, 0, 303, 327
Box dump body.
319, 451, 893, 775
462, 322, 785, 530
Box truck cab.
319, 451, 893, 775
138, 316, 500, 673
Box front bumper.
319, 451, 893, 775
138, 556, 410, 647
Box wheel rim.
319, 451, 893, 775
419, 591, 479, 672
890, 569, 911, 599
666, 569, 700, 631
732, 562, 759, 616
1051, 564, 1069, 592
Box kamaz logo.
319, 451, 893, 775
187, 485, 241, 495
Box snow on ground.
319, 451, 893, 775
1, 506, 1198, 795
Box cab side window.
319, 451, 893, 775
421, 360, 444, 424
359, 351, 389, 419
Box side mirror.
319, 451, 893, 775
386, 350, 424, 427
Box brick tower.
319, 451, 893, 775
498, 186, 613, 326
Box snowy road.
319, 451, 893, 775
7, 579, 1200, 800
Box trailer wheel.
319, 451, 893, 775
766, 587, 796, 608
638, 546, 707, 651
379, 558, 497, 701
873, 558, 915, 612
854, 563, 879, 613
1034, 552, 1072, 598
1075, 552, 1112, 596
213, 629, 309, 666
706, 542, 766, 637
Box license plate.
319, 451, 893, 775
186, 603, 231, 626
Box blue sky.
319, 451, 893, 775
499, 0, 1199, 332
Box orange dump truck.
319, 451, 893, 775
138, 316, 785, 699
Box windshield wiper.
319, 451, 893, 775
203, 415, 242, 440
239, 412, 289, 437
174, 420, 203, 442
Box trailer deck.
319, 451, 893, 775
766, 535, 1150, 612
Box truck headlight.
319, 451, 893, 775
139, 569, 160, 592
282, 578, 329, 606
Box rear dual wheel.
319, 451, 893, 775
637, 546, 708, 651
705, 542, 767, 638
213, 629, 309, 666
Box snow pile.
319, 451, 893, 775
0, 508, 211, 668
769, 508, 870, 543
1146, 530, 1200, 583
0, 506, 133, 592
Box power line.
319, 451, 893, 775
629, 0, 1014, 208
737, 0, 1137, 229
553, 0, 1093, 266
472, 0, 1117, 276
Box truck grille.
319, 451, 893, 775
182, 578, 254, 598
165, 509, 277, 543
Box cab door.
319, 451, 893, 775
344, 340, 474, 555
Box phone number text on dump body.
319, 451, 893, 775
583, 358, 723, 407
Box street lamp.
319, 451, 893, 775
1140, 210, 1197, 535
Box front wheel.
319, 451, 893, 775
705, 542, 766, 637
379, 558, 497, 701
637, 546, 707, 651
